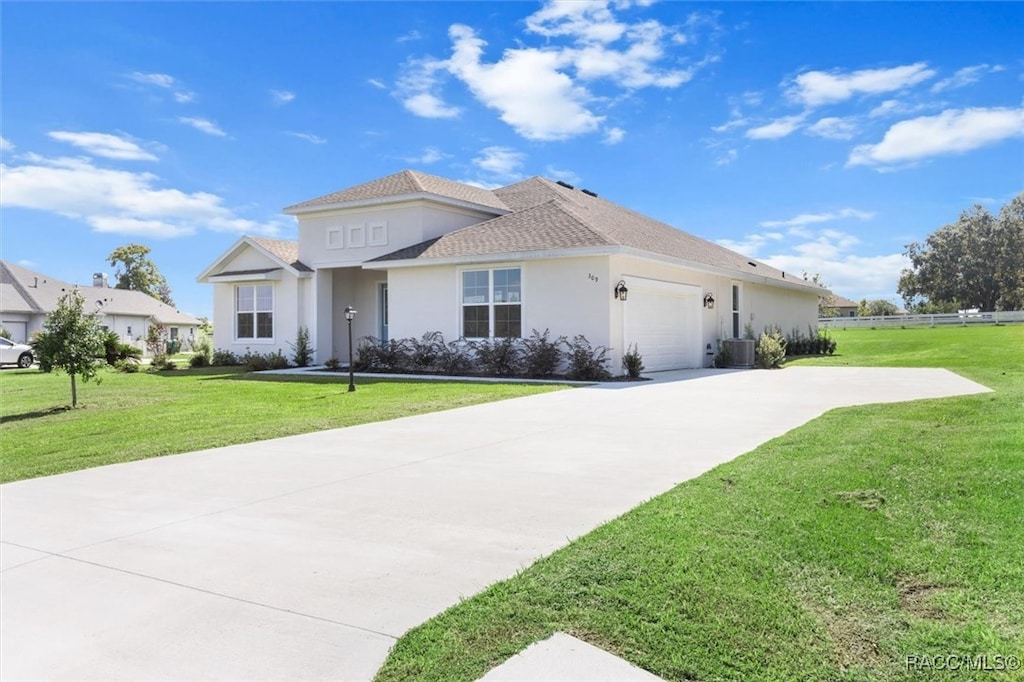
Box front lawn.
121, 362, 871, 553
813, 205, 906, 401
375, 325, 1024, 682
0, 367, 566, 483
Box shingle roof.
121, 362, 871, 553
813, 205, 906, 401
284, 169, 510, 213
832, 294, 860, 308
371, 176, 819, 290
0, 260, 201, 325
249, 237, 313, 272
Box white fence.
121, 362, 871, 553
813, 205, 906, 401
820, 310, 1024, 329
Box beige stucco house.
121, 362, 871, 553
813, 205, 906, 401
0, 260, 201, 352
198, 170, 824, 371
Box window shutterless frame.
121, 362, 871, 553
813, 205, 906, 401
459, 266, 522, 338
235, 284, 274, 341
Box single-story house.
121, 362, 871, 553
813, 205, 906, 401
0, 260, 201, 352
198, 170, 825, 372
831, 295, 860, 318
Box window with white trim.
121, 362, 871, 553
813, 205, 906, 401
461, 268, 522, 338
731, 284, 741, 338
236, 284, 274, 339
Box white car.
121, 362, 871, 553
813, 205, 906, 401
0, 337, 35, 368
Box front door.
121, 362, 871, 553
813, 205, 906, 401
379, 283, 389, 341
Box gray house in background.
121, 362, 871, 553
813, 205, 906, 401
0, 260, 201, 352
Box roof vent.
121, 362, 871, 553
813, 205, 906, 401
581, 189, 598, 197
555, 180, 575, 189
747, 261, 757, 267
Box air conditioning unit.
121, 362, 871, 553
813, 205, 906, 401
723, 338, 755, 368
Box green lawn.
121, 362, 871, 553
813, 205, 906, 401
0, 367, 565, 483
375, 325, 1024, 682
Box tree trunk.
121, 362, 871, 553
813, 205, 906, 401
71, 374, 78, 408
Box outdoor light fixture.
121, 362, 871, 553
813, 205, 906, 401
344, 305, 357, 392
703, 292, 715, 309
614, 280, 628, 301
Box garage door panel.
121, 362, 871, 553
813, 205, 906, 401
625, 281, 701, 371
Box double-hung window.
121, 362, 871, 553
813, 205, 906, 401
236, 284, 274, 339
461, 268, 522, 338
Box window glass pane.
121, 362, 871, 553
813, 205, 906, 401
256, 312, 273, 338
463, 305, 489, 338
494, 304, 521, 338
462, 270, 489, 304
237, 313, 254, 338
493, 268, 521, 303
255, 285, 273, 311
732, 285, 740, 311
236, 286, 254, 312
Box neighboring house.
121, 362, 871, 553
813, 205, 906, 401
831, 295, 860, 318
0, 260, 201, 352
199, 170, 825, 372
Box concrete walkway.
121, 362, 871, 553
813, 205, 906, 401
0, 367, 988, 681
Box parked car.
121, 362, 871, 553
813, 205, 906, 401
0, 337, 34, 368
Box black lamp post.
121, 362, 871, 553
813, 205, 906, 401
345, 305, 357, 392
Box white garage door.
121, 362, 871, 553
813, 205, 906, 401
2, 321, 28, 343
624, 278, 702, 371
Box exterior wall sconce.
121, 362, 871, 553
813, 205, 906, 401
703, 292, 715, 309
614, 280, 629, 301
344, 305, 357, 392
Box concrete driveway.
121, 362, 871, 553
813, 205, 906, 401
1, 367, 988, 680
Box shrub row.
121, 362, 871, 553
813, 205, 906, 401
353, 329, 613, 381
785, 326, 838, 357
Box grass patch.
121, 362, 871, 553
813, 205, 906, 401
0, 367, 565, 483
375, 325, 1024, 682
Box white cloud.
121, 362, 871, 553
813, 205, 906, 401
716, 231, 784, 257
396, 29, 423, 43
544, 166, 581, 185
0, 154, 283, 239
720, 227, 907, 298
128, 71, 177, 88
48, 131, 158, 161
128, 71, 194, 103
368, 78, 386, 89
472, 146, 525, 181
931, 64, 1003, 93
745, 114, 806, 140
403, 92, 461, 119
270, 89, 295, 105
760, 208, 874, 229
396, 57, 462, 119
603, 127, 626, 144
787, 63, 935, 107
446, 24, 603, 141
714, 148, 738, 166
805, 116, 858, 140
285, 131, 327, 144
403, 146, 446, 164
1, 137, 14, 152
178, 117, 227, 137
396, 1, 711, 141
848, 106, 1024, 168
762, 251, 909, 300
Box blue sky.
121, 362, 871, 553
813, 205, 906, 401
2, 1, 1021, 319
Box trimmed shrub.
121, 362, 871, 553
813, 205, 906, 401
434, 337, 477, 376
354, 337, 412, 372
324, 357, 342, 370
149, 354, 176, 371
241, 350, 290, 371
114, 358, 141, 373
521, 328, 564, 378
564, 335, 612, 381
755, 329, 786, 369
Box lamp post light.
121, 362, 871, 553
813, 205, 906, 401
345, 305, 357, 392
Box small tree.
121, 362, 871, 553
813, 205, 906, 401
32, 288, 106, 407
857, 299, 898, 317
289, 326, 314, 367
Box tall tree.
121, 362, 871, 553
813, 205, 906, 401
898, 193, 1024, 311
107, 243, 174, 305
33, 288, 106, 408
856, 298, 898, 317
